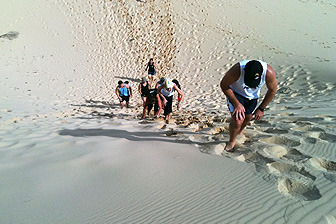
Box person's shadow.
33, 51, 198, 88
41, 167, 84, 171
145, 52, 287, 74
59, 128, 193, 144
115, 76, 140, 83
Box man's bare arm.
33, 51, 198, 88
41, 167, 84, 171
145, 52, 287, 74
259, 65, 277, 110
220, 63, 240, 106
253, 65, 277, 120
220, 63, 245, 120
174, 85, 184, 103
116, 87, 120, 98
157, 85, 167, 105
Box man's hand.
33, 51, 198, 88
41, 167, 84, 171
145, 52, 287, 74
253, 109, 264, 120
233, 103, 245, 120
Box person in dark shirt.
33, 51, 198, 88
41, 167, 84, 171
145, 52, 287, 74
138, 77, 150, 106
145, 58, 157, 84
142, 89, 162, 119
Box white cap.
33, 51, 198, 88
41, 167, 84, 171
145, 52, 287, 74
165, 78, 173, 89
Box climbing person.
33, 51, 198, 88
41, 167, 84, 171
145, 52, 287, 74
116, 80, 132, 109
145, 58, 157, 84
142, 88, 163, 119
138, 77, 150, 106
158, 78, 184, 122
220, 60, 277, 152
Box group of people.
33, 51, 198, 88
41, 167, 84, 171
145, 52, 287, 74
116, 58, 185, 122
139, 76, 184, 121
116, 58, 278, 153
116, 80, 132, 109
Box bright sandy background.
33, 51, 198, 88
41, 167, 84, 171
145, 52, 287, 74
1, 0, 336, 223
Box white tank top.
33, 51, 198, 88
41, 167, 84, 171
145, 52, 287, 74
229, 60, 267, 100
161, 85, 175, 97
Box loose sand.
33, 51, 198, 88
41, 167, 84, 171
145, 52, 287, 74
1, 0, 336, 223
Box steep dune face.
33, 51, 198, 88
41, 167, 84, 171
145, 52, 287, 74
1, 0, 336, 223
50, 0, 179, 100
71, 0, 177, 75
91, 0, 178, 78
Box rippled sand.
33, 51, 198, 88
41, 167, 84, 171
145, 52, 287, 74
1, 0, 336, 223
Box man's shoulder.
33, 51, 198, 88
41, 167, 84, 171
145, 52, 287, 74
266, 64, 276, 77
227, 63, 241, 77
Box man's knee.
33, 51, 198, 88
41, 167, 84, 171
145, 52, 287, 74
231, 117, 244, 126
244, 114, 253, 122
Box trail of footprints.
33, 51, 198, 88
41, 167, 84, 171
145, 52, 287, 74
51, 0, 336, 201
77, 97, 336, 201
210, 117, 336, 201
142, 109, 336, 201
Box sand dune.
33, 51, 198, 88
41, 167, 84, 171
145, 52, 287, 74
1, 0, 336, 223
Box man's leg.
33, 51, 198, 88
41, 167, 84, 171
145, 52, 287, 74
225, 115, 243, 152
120, 102, 124, 109
165, 113, 171, 120
148, 103, 153, 115
142, 97, 147, 107
142, 105, 148, 119
225, 114, 252, 152
164, 96, 173, 121
126, 96, 130, 108
239, 114, 253, 134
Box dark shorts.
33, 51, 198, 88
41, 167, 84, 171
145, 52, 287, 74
146, 95, 159, 113
148, 71, 156, 76
164, 95, 173, 116
120, 96, 130, 103
148, 103, 159, 113
154, 95, 164, 112
141, 89, 150, 98
227, 92, 257, 114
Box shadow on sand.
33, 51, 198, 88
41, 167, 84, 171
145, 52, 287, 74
59, 128, 193, 144
59, 128, 226, 146
115, 76, 141, 83
71, 99, 120, 109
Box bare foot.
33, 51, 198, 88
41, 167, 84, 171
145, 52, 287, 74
224, 142, 235, 153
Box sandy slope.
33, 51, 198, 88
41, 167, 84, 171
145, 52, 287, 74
1, 0, 336, 223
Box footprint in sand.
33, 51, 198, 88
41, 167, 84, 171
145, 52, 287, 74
309, 158, 336, 182
205, 125, 228, 135
165, 129, 179, 137
264, 127, 289, 134
259, 135, 301, 147
199, 143, 226, 156
282, 148, 311, 162
277, 177, 321, 201
236, 149, 321, 200
291, 125, 324, 132
157, 123, 166, 129
291, 124, 336, 144
189, 134, 215, 144
319, 132, 336, 143
261, 145, 310, 163
263, 145, 288, 158
266, 161, 316, 181
325, 214, 336, 224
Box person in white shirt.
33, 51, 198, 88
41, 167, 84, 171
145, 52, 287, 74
158, 78, 184, 122
220, 60, 277, 152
